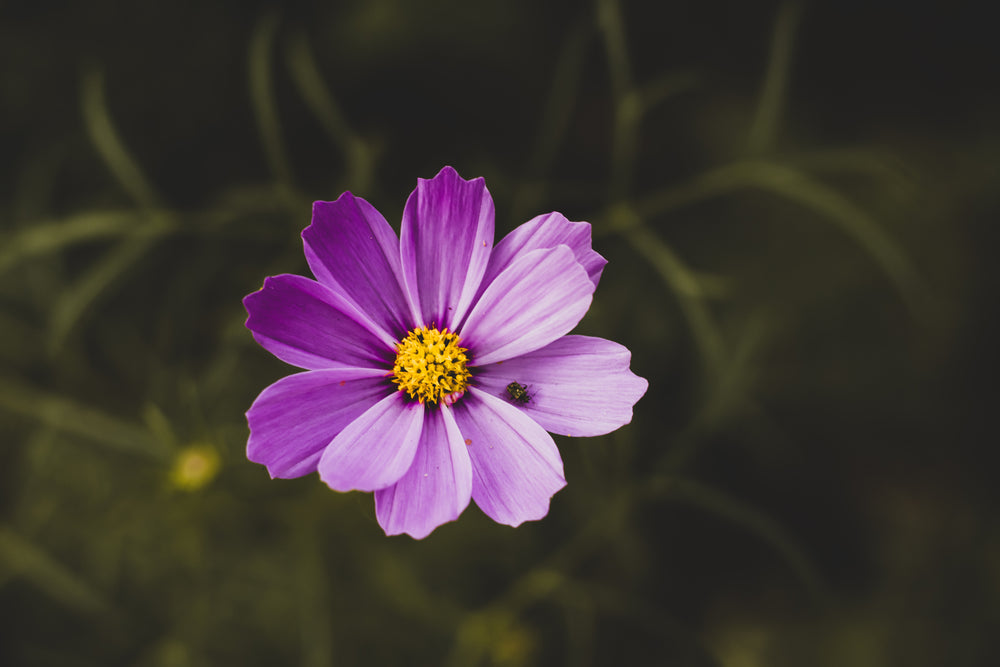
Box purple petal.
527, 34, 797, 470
452, 387, 566, 527
374, 406, 473, 539
476, 335, 648, 437
244, 274, 395, 370
247, 368, 391, 479
400, 166, 495, 330
480, 212, 606, 297
318, 391, 424, 492
460, 246, 594, 365
303, 193, 413, 340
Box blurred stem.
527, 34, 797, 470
0, 378, 170, 461
656, 312, 773, 473
616, 207, 726, 378
447, 495, 634, 664
747, 2, 802, 154
448, 570, 567, 667
81, 68, 161, 209
512, 15, 593, 222
637, 69, 701, 116
447, 465, 834, 664
597, 0, 632, 100
48, 213, 173, 353
293, 512, 334, 667
72, 68, 180, 354
249, 12, 295, 190
597, 0, 636, 201
607, 160, 925, 318
0, 525, 111, 615
596, 0, 738, 417
646, 476, 832, 607
285, 32, 376, 193
0, 211, 157, 274
787, 147, 917, 197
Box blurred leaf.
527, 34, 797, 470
0, 378, 169, 460
0, 525, 109, 614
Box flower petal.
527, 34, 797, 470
480, 212, 606, 295
476, 335, 648, 437
400, 166, 494, 330
244, 274, 395, 370
303, 193, 412, 340
461, 245, 594, 365
452, 388, 566, 527
318, 391, 424, 492
247, 368, 391, 479
374, 406, 473, 539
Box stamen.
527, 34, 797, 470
392, 326, 471, 405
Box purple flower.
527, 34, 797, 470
244, 166, 647, 538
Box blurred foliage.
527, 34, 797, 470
2, 0, 999, 665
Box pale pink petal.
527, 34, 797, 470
246, 368, 390, 478
318, 391, 423, 492
476, 335, 648, 437
480, 212, 606, 296
460, 246, 594, 365
452, 388, 566, 527
374, 406, 473, 539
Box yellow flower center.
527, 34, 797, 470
169, 444, 221, 492
392, 326, 471, 405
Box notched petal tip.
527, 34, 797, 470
246, 368, 389, 479
455, 390, 567, 528
373, 406, 472, 539
481, 212, 608, 296
301, 192, 411, 342
473, 335, 648, 437
401, 164, 495, 330
426, 164, 475, 183
243, 274, 393, 370
462, 245, 595, 365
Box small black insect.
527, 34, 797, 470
505, 381, 531, 405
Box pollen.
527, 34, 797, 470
392, 326, 471, 405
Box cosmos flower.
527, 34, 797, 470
244, 166, 647, 538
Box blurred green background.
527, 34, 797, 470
2, 1, 998, 665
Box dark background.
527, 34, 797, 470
2, 1, 998, 665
